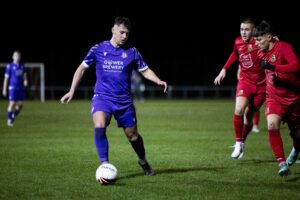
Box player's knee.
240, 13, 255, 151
94, 122, 106, 128
234, 107, 245, 116
8, 102, 16, 111
267, 121, 280, 130
125, 129, 138, 141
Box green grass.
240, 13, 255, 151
0, 100, 299, 199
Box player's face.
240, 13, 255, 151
254, 34, 272, 52
12, 52, 21, 63
112, 24, 130, 47
240, 23, 254, 42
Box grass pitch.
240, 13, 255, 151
0, 100, 299, 199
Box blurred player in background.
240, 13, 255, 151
254, 20, 300, 176
2, 50, 28, 127
131, 69, 145, 102
214, 19, 266, 159
60, 16, 167, 176
237, 66, 261, 133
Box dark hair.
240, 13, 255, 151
114, 16, 131, 30
253, 20, 272, 37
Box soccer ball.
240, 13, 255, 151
96, 163, 118, 185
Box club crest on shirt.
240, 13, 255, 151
122, 52, 127, 58
103, 52, 107, 56
248, 44, 253, 52
270, 54, 276, 62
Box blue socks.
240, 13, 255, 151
8, 111, 14, 122
94, 128, 109, 163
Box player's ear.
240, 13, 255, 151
112, 26, 116, 34
267, 33, 273, 41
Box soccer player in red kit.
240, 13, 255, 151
254, 20, 300, 176
214, 19, 266, 159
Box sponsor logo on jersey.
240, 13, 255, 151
239, 53, 253, 68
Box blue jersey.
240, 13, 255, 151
83, 41, 148, 100
5, 63, 25, 89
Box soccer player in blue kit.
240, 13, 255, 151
2, 50, 28, 127
60, 17, 167, 176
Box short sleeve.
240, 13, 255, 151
4, 64, 11, 78
133, 48, 148, 72
83, 44, 98, 68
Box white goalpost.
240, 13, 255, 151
0, 62, 45, 102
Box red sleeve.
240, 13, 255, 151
223, 44, 238, 70
275, 43, 300, 73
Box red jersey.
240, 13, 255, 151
258, 40, 300, 104
223, 37, 265, 85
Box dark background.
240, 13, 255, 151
0, 2, 299, 87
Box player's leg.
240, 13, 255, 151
242, 107, 255, 142
7, 101, 17, 126
116, 104, 154, 176
7, 89, 18, 126
246, 89, 265, 137
232, 96, 248, 159
266, 113, 288, 176
13, 89, 25, 119
93, 111, 110, 163
14, 101, 24, 118
286, 147, 298, 167
286, 103, 300, 166
123, 126, 154, 176
252, 111, 260, 133
287, 127, 300, 166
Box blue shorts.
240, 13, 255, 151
9, 88, 24, 101
91, 94, 137, 128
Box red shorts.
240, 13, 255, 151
265, 98, 300, 126
236, 80, 266, 112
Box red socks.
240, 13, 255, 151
234, 114, 244, 142
268, 129, 285, 163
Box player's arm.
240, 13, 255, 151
237, 65, 241, 80
214, 48, 238, 85
261, 43, 300, 72
2, 76, 9, 97
60, 63, 87, 104
275, 43, 300, 73
140, 68, 168, 93
2, 65, 11, 97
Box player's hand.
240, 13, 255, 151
157, 80, 168, 93
24, 80, 28, 87
60, 91, 74, 104
261, 60, 275, 71
214, 69, 226, 85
